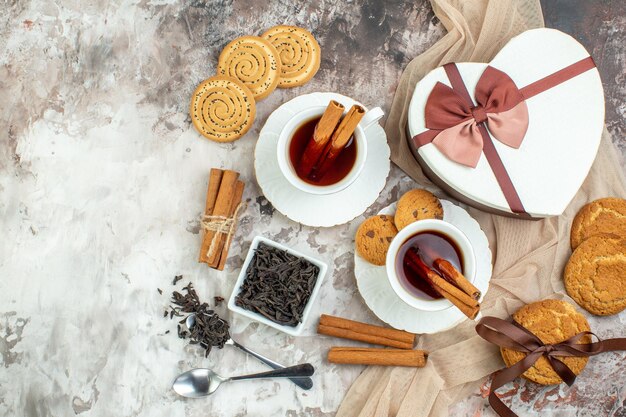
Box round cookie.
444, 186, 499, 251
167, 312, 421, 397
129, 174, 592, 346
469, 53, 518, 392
570, 197, 626, 250
394, 189, 443, 230
217, 35, 281, 100
356, 215, 398, 266
501, 299, 591, 385
189, 75, 256, 142
261, 25, 321, 88
564, 235, 626, 316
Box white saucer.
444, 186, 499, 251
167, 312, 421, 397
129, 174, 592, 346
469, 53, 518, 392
254, 92, 391, 227
354, 200, 493, 334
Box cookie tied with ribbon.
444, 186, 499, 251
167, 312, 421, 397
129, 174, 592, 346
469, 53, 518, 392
476, 299, 626, 417
407, 28, 605, 218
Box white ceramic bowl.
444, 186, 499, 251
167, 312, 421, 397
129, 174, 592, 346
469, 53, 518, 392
227, 236, 328, 336
276, 105, 383, 195
385, 219, 476, 312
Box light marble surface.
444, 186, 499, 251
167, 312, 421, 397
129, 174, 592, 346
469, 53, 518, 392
0, 1, 440, 416
1, 1, 624, 417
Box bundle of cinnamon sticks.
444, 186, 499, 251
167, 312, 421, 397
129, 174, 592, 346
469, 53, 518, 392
299, 100, 365, 180
198, 168, 245, 270
317, 314, 427, 367
405, 249, 481, 319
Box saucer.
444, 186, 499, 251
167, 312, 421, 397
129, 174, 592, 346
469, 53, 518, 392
354, 200, 493, 334
254, 92, 390, 227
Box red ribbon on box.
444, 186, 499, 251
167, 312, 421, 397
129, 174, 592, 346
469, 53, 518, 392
413, 57, 596, 214
476, 316, 626, 417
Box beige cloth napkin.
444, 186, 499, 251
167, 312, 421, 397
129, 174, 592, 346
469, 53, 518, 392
336, 0, 626, 416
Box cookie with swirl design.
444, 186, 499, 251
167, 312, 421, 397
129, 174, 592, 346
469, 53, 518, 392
217, 35, 281, 100
189, 75, 256, 142
262, 25, 320, 88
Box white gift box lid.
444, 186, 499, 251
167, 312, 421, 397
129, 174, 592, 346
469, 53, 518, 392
407, 28, 605, 218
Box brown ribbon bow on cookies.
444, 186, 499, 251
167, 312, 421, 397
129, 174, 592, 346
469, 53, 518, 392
476, 316, 626, 417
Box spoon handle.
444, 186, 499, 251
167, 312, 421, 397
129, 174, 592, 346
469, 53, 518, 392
229, 363, 315, 382
230, 339, 314, 390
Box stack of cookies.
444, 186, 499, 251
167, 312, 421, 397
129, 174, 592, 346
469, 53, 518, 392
190, 25, 321, 143
564, 197, 626, 316
356, 189, 443, 265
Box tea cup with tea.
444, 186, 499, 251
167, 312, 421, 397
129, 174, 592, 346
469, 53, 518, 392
385, 219, 477, 312
276, 104, 384, 195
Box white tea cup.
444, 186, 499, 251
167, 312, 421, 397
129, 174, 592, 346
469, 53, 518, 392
385, 219, 477, 312
276, 104, 384, 195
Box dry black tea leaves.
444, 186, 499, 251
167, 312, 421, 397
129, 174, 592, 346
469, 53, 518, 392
172, 275, 183, 285
167, 282, 230, 357
235, 242, 320, 327
214, 296, 224, 307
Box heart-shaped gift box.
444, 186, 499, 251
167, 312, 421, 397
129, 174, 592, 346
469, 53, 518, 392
407, 29, 605, 218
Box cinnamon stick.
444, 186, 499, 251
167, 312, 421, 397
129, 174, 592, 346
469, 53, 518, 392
205, 168, 223, 215
314, 105, 365, 179
434, 258, 481, 300
318, 314, 415, 349
198, 169, 224, 263
405, 249, 480, 319
207, 174, 242, 266
298, 100, 344, 177
436, 285, 479, 320
213, 180, 245, 270
328, 347, 427, 367
200, 170, 239, 264
406, 249, 479, 308
403, 253, 443, 299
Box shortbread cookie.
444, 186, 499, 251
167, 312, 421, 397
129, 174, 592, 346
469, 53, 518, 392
501, 299, 591, 385
570, 197, 626, 250
356, 215, 398, 266
217, 35, 281, 100
564, 235, 626, 316
261, 25, 321, 88
394, 189, 443, 230
189, 75, 256, 142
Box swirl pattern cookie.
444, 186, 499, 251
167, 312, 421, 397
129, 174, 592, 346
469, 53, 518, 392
570, 197, 626, 250
189, 75, 256, 142
217, 36, 280, 100
262, 25, 321, 88
501, 299, 591, 385
564, 235, 626, 316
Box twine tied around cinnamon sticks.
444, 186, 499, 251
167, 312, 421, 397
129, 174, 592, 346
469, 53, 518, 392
198, 168, 246, 270
201, 200, 248, 261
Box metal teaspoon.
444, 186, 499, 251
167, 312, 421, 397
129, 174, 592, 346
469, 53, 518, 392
182, 313, 313, 390
172, 363, 315, 398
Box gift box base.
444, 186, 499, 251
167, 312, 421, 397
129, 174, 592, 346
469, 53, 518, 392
405, 124, 537, 220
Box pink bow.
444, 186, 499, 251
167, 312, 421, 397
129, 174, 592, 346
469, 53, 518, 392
415, 66, 529, 168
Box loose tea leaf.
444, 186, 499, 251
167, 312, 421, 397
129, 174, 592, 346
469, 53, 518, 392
235, 242, 320, 327
214, 296, 224, 307
167, 282, 230, 357
172, 275, 183, 285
